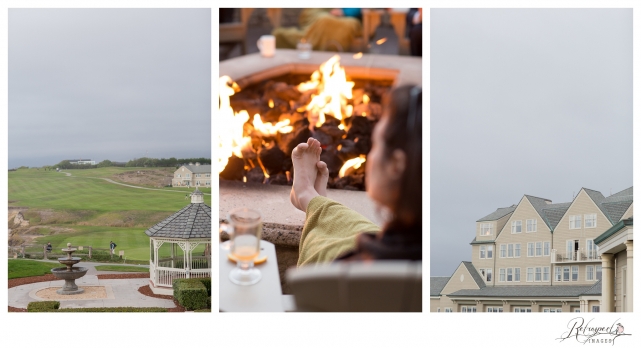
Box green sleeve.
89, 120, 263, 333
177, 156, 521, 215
297, 195, 381, 266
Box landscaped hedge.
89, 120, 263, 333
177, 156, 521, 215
173, 278, 209, 310
27, 301, 168, 312
27, 301, 60, 312
197, 278, 211, 297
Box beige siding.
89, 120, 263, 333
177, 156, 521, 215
471, 245, 494, 285
430, 298, 441, 312
552, 189, 613, 286
495, 214, 512, 238
438, 263, 480, 312
588, 300, 601, 312
492, 197, 552, 286
615, 250, 628, 312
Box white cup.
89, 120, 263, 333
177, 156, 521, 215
257, 35, 275, 57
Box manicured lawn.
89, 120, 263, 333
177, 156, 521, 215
94, 265, 150, 272
8, 259, 60, 279
9, 167, 212, 263
27, 225, 151, 261
8, 167, 211, 211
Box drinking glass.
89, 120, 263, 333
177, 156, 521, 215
225, 208, 262, 285
297, 39, 311, 59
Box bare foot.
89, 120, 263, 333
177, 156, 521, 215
290, 138, 322, 212
314, 161, 329, 197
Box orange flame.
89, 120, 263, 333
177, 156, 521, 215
339, 155, 366, 178
268, 99, 274, 108
376, 38, 387, 45
353, 52, 363, 59
303, 55, 355, 127
218, 76, 251, 173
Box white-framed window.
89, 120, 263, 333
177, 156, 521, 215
574, 308, 581, 313
479, 246, 486, 259
515, 244, 521, 257
535, 267, 542, 282
527, 267, 534, 282
572, 266, 579, 281
196, 181, 200, 186
514, 268, 521, 282
586, 265, 594, 281
543, 267, 550, 281
584, 214, 596, 228
596, 265, 602, 280
591, 306, 600, 313
508, 244, 514, 258
563, 266, 570, 282
543, 308, 562, 313
514, 307, 531, 313
570, 215, 582, 229
526, 219, 537, 232
527, 242, 535, 257
566, 240, 577, 260
186, 174, 190, 178
507, 268, 513, 282
535, 242, 542, 257
499, 268, 506, 282
445, 308, 452, 312
196, 174, 200, 178
555, 267, 562, 282
480, 268, 492, 282
480, 223, 492, 236
206, 181, 210, 185
487, 307, 503, 313
177, 174, 181, 178
511, 220, 522, 233
461, 306, 477, 312
206, 174, 210, 177
586, 239, 598, 259
500, 244, 507, 258
487, 245, 493, 259
544, 241, 550, 256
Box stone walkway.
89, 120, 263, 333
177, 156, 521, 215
8, 261, 176, 309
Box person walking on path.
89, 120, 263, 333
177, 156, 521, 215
110, 241, 117, 255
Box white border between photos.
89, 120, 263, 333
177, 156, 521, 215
0, 0, 638, 347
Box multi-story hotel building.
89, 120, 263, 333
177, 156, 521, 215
431, 187, 633, 313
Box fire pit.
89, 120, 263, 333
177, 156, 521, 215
219, 50, 421, 191
218, 49, 421, 292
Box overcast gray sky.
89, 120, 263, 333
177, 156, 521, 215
8, 9, 210, 168
431, 9, 632, 276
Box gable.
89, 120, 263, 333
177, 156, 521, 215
441, 262, 482, 295
553, 189, 612, 233
496, 196, 548, 241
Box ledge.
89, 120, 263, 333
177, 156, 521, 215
219, 180, 383, 247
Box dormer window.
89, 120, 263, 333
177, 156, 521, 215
526, 219, 537, 232
480, 223, 492, 236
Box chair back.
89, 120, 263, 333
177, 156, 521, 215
286, 260, 422, 312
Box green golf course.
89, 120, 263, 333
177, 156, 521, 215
9, 167, 211, 261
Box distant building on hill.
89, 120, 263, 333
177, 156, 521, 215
67, 159, 96, 165
172, 163, 211, 187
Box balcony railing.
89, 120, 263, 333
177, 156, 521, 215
551, 249, 600, 263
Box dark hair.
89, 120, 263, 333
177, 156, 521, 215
380, 85, 422, 231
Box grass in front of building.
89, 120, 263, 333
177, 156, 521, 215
8, 259, 59, 279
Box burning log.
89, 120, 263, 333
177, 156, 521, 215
258, 143, 287, 176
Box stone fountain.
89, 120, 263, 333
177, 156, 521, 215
51, 243, 88, 295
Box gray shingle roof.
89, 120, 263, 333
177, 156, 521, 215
430, 276, 450, 296
476, 205, 516, 222
602, 187, 633, 223
145, 202, 211, 239
462, 261, 486, 289
541, 202, 572, 230
182, 164, 211, 174
448, 283, 601, 298
582, 280, 602, 295
524, 195, 554, 229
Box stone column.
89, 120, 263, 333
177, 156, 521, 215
601, 253, 615, 312
625, 241, 633, 312
43, 244, 47, 260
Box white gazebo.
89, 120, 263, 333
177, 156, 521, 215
146, 188, 211, 295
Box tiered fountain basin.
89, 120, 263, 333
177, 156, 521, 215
51, 244, 88, 295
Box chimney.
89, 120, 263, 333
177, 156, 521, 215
190, 188, 204, 204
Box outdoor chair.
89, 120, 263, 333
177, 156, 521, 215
285, 260, 422, 312
220, 8, 254, 56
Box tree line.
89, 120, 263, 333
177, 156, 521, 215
51, 157, 211, 170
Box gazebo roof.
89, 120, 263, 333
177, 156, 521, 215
145, 189, 211, 239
